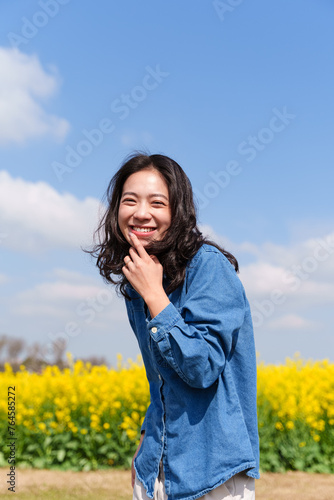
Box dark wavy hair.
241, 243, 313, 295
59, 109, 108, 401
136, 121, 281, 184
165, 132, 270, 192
85, 153, 239, 300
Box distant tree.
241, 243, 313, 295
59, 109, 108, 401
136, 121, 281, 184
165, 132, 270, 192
7, 337, 26, 362
79, 355, 109, 367
53, 338, 67, 369
21, 341, 48, 373
0, 334, 7, 362
0, 334, 107, 373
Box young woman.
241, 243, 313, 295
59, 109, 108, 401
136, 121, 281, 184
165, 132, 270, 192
90, 153, 260, 500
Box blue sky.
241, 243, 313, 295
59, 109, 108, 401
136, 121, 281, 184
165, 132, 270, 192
0, 0, 333, 366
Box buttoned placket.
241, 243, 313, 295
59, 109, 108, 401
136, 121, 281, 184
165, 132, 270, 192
146, 319, 167, 477
158, 374, 167, 492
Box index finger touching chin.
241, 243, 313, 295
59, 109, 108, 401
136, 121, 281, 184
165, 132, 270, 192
129, 232, 147, 257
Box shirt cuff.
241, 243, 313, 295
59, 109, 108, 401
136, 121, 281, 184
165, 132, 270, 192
146, 302, 182, 342
146, 302, 191, 382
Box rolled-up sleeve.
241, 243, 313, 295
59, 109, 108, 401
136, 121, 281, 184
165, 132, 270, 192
146, 250, 246, 389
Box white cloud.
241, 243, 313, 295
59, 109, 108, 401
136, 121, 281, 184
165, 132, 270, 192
11, 267, 121, 323
0, 170, 103, 252
238, 261, 334, 305
240, 233, 334, 272
267, 314, 318, 330
199, 222, 334, 334
200, 223, 334, 272
13, 280, 108, 319
7, 267, 130, 349
199, 223, 334, 290
238, 261, 287, 296
17, 280, 102, 306
0, 47, 69, 144
240, 236, 334, 309
49, 268, 100, 284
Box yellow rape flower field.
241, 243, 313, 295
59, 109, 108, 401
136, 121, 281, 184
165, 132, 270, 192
0, 353, 334, 478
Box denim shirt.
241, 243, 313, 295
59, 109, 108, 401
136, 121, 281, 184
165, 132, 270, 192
125, 243, 260, 500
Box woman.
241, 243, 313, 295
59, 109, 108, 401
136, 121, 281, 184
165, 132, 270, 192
90, 153, 260, 499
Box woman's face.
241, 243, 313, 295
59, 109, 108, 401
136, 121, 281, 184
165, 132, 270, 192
118, 168, 172, 248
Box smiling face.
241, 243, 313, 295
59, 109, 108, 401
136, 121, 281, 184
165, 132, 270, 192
117, 168, 172, 247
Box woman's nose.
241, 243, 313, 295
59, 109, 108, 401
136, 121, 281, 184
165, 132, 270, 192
133, 203, 151, 219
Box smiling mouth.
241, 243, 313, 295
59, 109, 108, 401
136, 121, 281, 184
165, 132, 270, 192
129, 226, 157, 235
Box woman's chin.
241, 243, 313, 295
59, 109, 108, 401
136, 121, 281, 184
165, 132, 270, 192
129, 235, 151, 247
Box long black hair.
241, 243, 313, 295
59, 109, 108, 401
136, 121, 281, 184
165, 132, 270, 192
85, 153, 239, 299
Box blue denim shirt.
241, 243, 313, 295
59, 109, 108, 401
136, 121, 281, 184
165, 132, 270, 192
125, 243, 260, 500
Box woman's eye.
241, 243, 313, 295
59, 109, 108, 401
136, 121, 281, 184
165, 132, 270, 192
123, 198, 135, 203
152, 201, 164, 205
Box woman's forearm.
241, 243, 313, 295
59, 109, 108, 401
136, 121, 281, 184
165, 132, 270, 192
144, 289, 170, 319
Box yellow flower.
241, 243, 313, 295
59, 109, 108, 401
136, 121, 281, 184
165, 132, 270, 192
131, 411, 140, 422
126, 429, 138, 440
2, 352, 332, 468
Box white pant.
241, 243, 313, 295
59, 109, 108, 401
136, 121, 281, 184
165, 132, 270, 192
133, 462, 255, 500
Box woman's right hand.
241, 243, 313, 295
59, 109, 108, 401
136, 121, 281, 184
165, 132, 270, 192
132, 431, 145, 488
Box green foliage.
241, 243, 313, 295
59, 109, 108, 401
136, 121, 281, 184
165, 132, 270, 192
0, 424, 139, 470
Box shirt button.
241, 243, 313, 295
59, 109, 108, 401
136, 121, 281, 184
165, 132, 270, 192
158, 375, 161, 380
151, 327, 157, 333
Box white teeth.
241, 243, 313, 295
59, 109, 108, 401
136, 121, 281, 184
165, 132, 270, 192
132, 227, 156, 233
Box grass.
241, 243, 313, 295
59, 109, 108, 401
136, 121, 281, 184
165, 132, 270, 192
1, 467, 334, 499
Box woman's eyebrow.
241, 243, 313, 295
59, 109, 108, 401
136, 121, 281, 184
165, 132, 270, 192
121, 191, 169, 201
